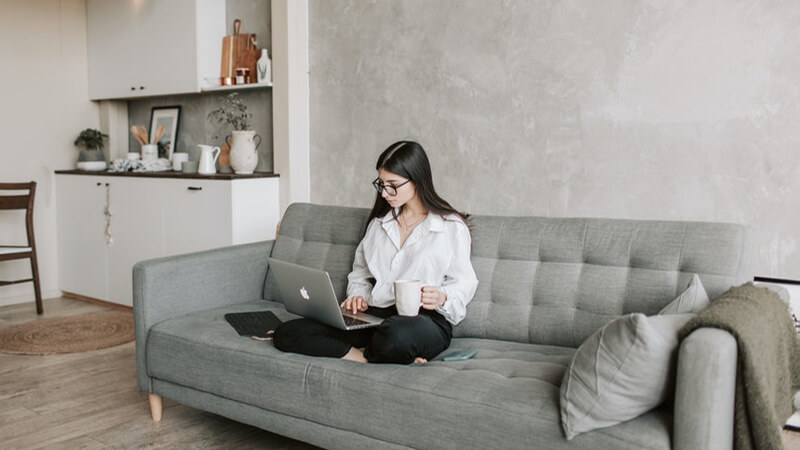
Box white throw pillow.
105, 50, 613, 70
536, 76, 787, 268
559, 313, 693, 440
658, 274, 710, 315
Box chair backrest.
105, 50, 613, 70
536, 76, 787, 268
0, 182, 37, 246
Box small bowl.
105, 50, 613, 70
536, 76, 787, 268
76, 161, 107, 171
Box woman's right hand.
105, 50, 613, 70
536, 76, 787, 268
341, 296, 368, 315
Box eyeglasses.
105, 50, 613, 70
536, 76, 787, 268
372, 177, 410, 197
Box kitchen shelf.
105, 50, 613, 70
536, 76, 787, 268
55, 170, 279, 180
201, 82, 273, 93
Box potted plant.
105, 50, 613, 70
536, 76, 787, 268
207, 92, 260, 174
74, 128, 108, 164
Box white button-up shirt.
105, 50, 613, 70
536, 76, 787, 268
346, 210, 479, 325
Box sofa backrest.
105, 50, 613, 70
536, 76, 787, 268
264, 203, 371, 303
456, 215, 753, 347
265, 203, 754, 347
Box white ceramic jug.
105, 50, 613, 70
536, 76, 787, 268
198, 144, 220, 175
229, 130, 261, 174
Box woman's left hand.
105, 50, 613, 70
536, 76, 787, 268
420, 286, 446, 310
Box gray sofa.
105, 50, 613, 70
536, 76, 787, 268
134, 203, 753, 449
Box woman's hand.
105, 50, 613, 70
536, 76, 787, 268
420, 286, 446, 310
341, 296, 368, 315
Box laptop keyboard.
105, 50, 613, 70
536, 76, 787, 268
343, 315, 372, 327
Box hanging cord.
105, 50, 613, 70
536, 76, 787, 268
104, 183, 114, 245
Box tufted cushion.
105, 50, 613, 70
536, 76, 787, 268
147, 301, 672, 450
264, 203, 371, 303
456, 216, 751, 347
266, 204, 752, 348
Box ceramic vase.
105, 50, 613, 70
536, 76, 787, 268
229, 130, 261, 174
257, 48, 272, 84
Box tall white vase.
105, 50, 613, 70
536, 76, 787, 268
229, 130, 261, 174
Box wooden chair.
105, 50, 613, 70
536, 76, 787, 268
0, 182, 43, 314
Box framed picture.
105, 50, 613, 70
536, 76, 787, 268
149, 106, 181, 160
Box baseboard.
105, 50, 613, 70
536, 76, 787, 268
0, 289, 62, 308
61, 291, 133, 311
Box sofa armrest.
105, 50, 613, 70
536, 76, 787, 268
133, 240, 274, 393
673, 328, 737, 450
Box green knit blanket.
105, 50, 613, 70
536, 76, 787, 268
679, 283, 800, 450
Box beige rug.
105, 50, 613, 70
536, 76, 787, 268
0, 311, 135, 355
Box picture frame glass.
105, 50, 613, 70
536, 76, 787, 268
149, 106, 180, 160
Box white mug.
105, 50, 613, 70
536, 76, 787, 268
172, 152, 189, 171
394, 280, 422, 317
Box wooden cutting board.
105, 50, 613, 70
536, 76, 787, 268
221, 19, 258, 80
238, 38, 259, 82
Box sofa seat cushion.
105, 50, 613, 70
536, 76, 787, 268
146, 302, 672, 450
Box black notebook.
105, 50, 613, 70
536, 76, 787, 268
224, 311, 282, 339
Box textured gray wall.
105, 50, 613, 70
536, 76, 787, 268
308, 0, 800, 278
128, 0, 273, 171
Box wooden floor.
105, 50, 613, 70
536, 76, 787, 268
0, 297, 318, 449
2, 297, 799, 449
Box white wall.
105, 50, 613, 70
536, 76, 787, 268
0, 0, 98, 308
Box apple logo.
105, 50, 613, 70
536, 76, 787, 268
299, 286, 310, 300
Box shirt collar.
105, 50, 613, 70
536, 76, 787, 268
380, 208, 445, 233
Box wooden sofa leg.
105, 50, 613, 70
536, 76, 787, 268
149, 394, 163, 422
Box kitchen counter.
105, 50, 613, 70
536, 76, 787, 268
55, 170, 279, 180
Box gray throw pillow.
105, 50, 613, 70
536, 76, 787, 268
658, 274, 710, 315
558, 275, 710, 439
559, 313, 693, 440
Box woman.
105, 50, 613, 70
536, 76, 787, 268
273, 140, 478, 364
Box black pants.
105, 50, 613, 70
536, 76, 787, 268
273, 306, 452, 364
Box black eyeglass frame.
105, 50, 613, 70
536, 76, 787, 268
372, 177, 411, 196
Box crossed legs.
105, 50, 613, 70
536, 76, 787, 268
274, 310, 452, 365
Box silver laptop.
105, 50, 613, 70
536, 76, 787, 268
268, 258, 384, 330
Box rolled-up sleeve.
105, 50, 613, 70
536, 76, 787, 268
436, 223, 478, 325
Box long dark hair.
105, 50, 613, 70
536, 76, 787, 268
367, 141, 469, 227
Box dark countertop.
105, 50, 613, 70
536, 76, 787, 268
55, 170, 279, 180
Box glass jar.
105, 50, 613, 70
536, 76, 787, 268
235, 67, 250, 84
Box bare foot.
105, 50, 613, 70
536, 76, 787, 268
342, 347, 368, 363
413, 357, 428, 364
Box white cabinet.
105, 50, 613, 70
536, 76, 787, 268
86, 0, 225, 100
56, 174, 280, 306
162, 179, 232, 255
55, 176, 109, 300
105, 178, 165, 308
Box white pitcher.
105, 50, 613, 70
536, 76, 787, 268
198, 144, 220, 175
229, 130, 261, 174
